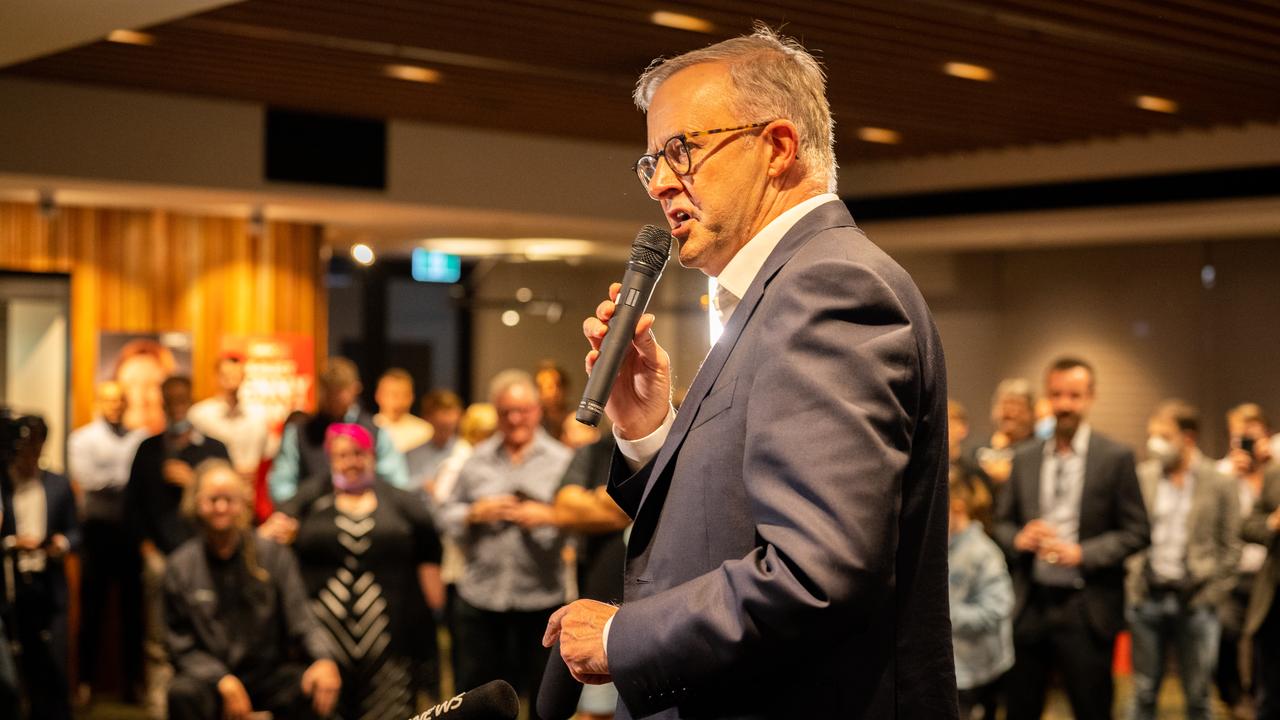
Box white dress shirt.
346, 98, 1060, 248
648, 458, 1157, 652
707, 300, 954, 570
188, 395, 269, 475
9, 470, 48, 573
66, 417, 148, 492
374, 412, 434, 454
1148, 456, 1198, 583
1034, 424, 1091, 587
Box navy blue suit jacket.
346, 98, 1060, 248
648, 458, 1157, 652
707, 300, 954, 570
1, 470, 82, 610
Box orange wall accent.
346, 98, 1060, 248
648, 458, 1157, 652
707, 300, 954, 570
0, 201, 328, 428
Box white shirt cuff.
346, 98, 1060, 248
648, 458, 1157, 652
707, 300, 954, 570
602, 615, 613, 659
613, 405, 676, 471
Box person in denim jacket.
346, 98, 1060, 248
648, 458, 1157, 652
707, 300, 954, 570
950, 469, 1015, 719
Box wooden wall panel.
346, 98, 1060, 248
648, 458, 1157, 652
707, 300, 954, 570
0, 201, 327, 429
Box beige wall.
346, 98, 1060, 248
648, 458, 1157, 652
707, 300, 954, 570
907, 239, 1280, 458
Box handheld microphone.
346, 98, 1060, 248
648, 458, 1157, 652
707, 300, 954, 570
576, 225, 673, 427
406, 679, 518, 720
536, 640, 583, 720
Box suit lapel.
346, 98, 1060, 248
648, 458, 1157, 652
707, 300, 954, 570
1023, 443, 1045, 521
1080, 433, 1105, 533
634, 200, 857, 514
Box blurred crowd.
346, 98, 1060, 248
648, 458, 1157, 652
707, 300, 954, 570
3, 350, 1280, 719
946, 359, 1280, 720
1, 355, 627, 720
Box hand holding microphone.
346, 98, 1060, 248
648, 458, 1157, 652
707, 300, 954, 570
579, 225, 674, 438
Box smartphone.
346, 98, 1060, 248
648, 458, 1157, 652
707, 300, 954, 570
1241, 436, 1256, 455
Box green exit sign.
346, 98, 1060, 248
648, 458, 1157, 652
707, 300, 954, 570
411, 249, 461, 283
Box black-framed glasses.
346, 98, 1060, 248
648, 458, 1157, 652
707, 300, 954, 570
633, 121, 772, 191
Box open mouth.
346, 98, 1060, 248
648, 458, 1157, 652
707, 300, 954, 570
669, 209, 693, 234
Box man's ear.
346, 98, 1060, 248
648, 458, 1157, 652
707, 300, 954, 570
763, 120, 801, 177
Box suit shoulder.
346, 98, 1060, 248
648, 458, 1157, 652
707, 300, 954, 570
1089, 431, 1135, 461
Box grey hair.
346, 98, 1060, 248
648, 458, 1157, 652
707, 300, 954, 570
488, 369, 537, 404
991, 378, 1035, 410
633, 22, 837, 193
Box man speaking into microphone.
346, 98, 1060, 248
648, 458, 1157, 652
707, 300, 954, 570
541, 24, 957, 720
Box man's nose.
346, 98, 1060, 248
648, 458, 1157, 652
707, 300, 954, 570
647, 157, 683, 200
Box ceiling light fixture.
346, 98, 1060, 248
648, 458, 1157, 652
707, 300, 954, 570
351, 243, 375, 265
651, 11, 715, 33
857, 127, 902, 145
943, 61, 995, 82
385, 64, 443, 83
107, 29, 156, 46
1135, 95, 1178, 114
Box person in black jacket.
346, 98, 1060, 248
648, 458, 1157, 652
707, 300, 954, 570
2, 415, 81, 720
166, 458, 340, 720
994, 357, 1151, 719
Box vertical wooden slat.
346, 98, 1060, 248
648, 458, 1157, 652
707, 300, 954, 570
0, 201, 326, 428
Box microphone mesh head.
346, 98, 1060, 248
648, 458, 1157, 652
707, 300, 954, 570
629, 225, 673, 272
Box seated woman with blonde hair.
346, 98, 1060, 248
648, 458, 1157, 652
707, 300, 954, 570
164, 459, 340, 719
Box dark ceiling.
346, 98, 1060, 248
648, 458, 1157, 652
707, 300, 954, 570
4, 0, 1279, 163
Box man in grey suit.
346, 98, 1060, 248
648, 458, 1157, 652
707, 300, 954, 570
995, 357, 1151, 719
1125, 400, 1240, 720
542, 25, 957, 719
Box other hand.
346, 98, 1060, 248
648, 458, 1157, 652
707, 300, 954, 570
301, 659, 341, 717
467, 495, 520, 524
216, 674, 253, 720
582, 282, 672, 440
1267, 507, 1280, 533
257, 512, 299, 545
542, 599, 617, 685
1014, 519, 1057, 553
507, 500, 557, 529
1038, 539, 1083, 567
163, 459, 195, 487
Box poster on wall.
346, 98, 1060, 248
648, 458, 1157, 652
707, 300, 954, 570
97, 331, 193, 434
218, 334, 315, 439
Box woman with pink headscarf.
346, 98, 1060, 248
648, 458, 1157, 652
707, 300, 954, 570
274, 424, 445, 718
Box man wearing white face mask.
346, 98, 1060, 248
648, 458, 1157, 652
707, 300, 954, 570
1126, 400, 1241, 720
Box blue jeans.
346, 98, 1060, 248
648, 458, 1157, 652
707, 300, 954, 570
1129, 593, 1220, 720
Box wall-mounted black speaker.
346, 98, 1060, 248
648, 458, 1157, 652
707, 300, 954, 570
265, 108, 386, 190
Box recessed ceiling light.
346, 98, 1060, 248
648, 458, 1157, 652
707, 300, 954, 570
857, 127, 902, 145
1135, 95, 1178, 114
651, 11, 715, 33
107, 29, 155, 46
385, 64, 442, 83
943, 61, 994, 82
351, 243, 375, 265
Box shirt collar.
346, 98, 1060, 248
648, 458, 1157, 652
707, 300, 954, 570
486, 428, 553, 462
1044, 422, 1091, 458
713, 193, 840, 302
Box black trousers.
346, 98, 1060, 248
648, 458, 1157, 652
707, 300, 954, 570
957, 675, 1003, 720
1217, 584, 1254, 707
14, 573, 71, 720
168, 663, 313, 720
1258, 602, 1280, 720
77, 495, 143, 690
452, 596, 554, 706
1005, 586, 1114, 720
